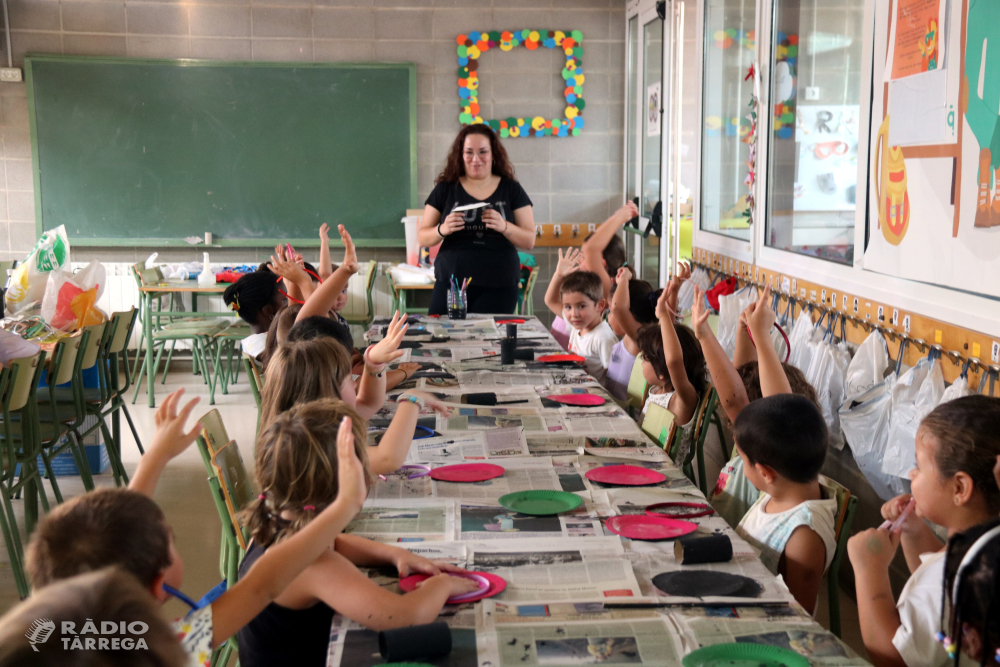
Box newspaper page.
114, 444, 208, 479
485, 599, 666, 625
481, 611, 683, 667
459, 500, 604, 540
563, 410, 645, 436
347, 498, 458, 542
454, 371, 555, 388
526, 435, 586, 457
327, 606, 484, 667
371, 470, 432, 500
432, 457, 563, 503
411, 429, 530, 462
677, 618, 868, 667
584, 436, 669, 462
466, 537, 642, 601
628, 544, 796, 604
443, 408, 567, 435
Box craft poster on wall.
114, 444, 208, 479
864, 0, 1000, 299
647, 82, 661, 137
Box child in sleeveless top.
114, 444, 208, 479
605, 266, 659, 401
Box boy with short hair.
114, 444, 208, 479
733, 394, 838, 614
544, 249, 617, 384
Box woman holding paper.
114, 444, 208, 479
418, 125, 535, 315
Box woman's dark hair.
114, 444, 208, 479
941, 517, 1000, 666
921, 395, 1000, 515
223, 271, 280, 326
435, 125, 516, 184
635, 322, 706, 396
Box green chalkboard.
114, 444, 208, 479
25, 55, 416, 246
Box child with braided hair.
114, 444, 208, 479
224, 271, 287, 359
848, 396, 1000, 667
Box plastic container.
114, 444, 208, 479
402, 215, 439, 267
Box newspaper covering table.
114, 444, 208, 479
320, 315, 871, 667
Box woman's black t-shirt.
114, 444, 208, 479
425, 177, 532, 288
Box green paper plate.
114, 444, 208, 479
498, 490, 583, 516
682, 643, 811, 667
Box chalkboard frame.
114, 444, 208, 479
25, 54, 417, 247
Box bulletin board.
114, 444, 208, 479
864, 0, 1000, 298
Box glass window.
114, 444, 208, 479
699, 0, 756, 241
640, 17, 664, 285
627, 15, 639, 203
765, 0, 864, 264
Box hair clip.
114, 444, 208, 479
229, 297, 240, 312
258, 494, 266, 499
303, 505, 316, 511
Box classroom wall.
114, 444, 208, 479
0, 0, 628, 263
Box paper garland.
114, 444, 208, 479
456, 30, 585, 138
743, 62, 759, 226
772, 31, 798, 140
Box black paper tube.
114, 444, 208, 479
506, 323, 518, 341
500, 337, 516, 364
464, 392, 498, 406
379, 622, 452, 662
674, 533, 733, 565
513, 348, 535, 360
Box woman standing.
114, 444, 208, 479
418, 125, 535, 315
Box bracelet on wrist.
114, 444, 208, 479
437, 221, 447, 238
396, 393, 425, 409
363, 347, 386, 377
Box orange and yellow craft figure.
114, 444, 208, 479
873, 115, 909, 245
919, 18, 938, 71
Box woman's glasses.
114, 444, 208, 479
463, 150, 491, 160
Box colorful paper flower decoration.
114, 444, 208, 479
456, 30, 585, 138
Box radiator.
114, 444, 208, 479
75, 262, 399, 350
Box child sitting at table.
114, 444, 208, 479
238, 399, 478, 667
223, 271, 287, 360
734, 394, 838, 615
635, 288, 705, 433
23, 387, 370, 666
543, 249, 618, 385
605, 266, 658, 401
847, 396, 1000, 667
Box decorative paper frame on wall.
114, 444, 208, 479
457, 30, 585, 138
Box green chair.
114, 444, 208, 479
640, 401, 677, 451
825, 478, 858, 639
516, 252, 538, 316
196, 410, 254, 667
689, 388, 724, 496
242, 354, 264, 435
206, 321, 251, 405
344, 260, 378, 330
104, 308, 145, 458
386, 269, 430, 316
625, 354, 649, 418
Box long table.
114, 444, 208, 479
334, 314, 868, 667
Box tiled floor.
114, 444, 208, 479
0, 364, 870, 661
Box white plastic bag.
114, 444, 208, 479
6, 225, 71, 313
40, 260, 107, 332
881, 357, 945, 479
839, 376, 908, 500
940, 374, 974, 403
844, 331, 890, 401
805, 338, 851, 448
717, 286, 756, 360
787, 310, 817, 372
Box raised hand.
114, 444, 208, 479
690, 286, 712, 340
368, 311, 408, 366
336, 416, 368, 512
555, 247, 582, 277
615, 200, 640, 223
747, 285, 775, 336
615, 266, 633, 287
269, 244, 309, 284
150, 388, 202, 462
654, 286, 675, 322
319, 223, 330, 244
338, 224, 359, 275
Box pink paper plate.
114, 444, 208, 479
605, 515, 698, 541
546, 394, 606, 406
496, 319, 526, 325
585, 465, 667, 486
536, 353, 586, 364
430, 463, 505, 483
398, 571, 507, 604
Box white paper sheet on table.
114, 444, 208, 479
347, 498, 458, 542
409, 428, 529, 462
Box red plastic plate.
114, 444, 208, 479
605, 515, 698, 541
496, 319, 526, 325
398, 571, 507, 604
585, 465, 667, 486
537, 353, 586, 363
429, 463, 505, 483
546, 394, 606, 406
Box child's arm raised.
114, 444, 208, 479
209, 416, 369, 647
610, 267, 642, 355
847, 527, 909, 667
544, 248, 581, 317
318, 223, 333, 282
296, 224, 359, 322
691, 286, 749, 422
733, 305, 758, 368
268, 245, 314, 304
782, 525, 827, 615
129, 389, 201, 498
367, 390, 451, 475
582, 202, 638, 298
354, 311, 408, 420
881, 494, 943, 572
746, 286, 792, 397
655, 290, 700, 425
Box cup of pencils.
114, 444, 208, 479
448, 277, 468, 320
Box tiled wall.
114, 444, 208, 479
0, 0, 628, 262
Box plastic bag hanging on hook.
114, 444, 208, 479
845, 330, 890, 402
839, 376, 907, 500
787, 308, 816, 372
940, 360, 974, 403
881, 353, 945, 479
717, 285, 757, 360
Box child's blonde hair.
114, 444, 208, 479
243, 399, 372, 548
262, 304, 302, 371
0, 567, 186, 666
258, 338, 352, 434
